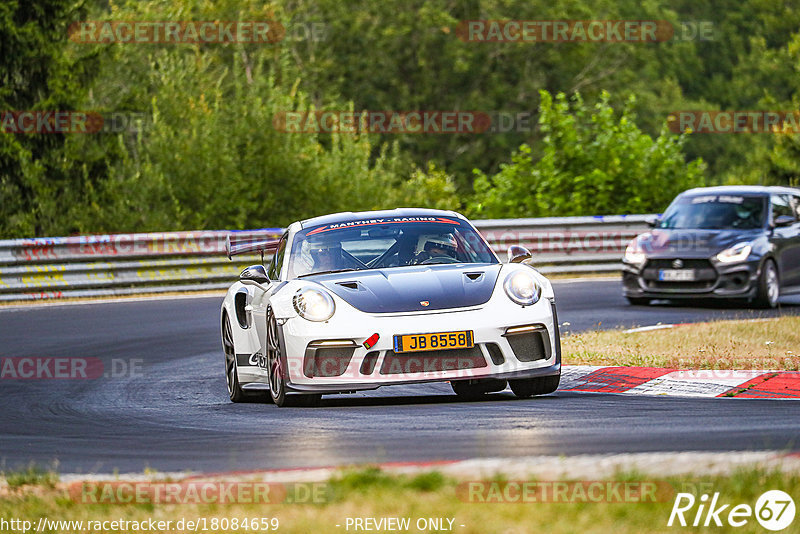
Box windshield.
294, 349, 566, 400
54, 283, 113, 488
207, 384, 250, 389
287, 217, 498, 278
658, 194, 767, 230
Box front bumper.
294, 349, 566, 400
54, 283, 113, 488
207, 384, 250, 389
280, 297, 561, 393
622, 257, 760, 300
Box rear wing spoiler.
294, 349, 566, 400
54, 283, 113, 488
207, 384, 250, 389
225, 230, 283, 260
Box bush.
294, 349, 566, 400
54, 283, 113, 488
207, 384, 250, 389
468, 91, 706, 218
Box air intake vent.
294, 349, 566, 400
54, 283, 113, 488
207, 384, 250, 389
486, 343, 505, 365
506, 328, 550, 362
360, 351, 380, 375
337, 281, 360, 290
303, 347, 355, 377
380, 347, 486, 374
464, 272, 484, 281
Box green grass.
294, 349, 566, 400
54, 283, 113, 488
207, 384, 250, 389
563, 316, 800, 370
2, 464, 59, 489
2, 466, 799, 533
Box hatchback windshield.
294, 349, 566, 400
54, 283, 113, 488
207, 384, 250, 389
658, 194, 767, 230
288, 217, 498, 278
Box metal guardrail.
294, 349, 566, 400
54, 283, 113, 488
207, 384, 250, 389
0, 215, 652, 302
476, 214, 651, 272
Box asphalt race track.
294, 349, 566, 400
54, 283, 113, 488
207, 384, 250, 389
1, 279, 799, 473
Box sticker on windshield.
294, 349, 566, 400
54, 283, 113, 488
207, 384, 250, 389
306, 216, 460, 236
690, 195, 744, 204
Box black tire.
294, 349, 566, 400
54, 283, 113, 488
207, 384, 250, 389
267, 310, 322, 408
626, 297, 651, 306
451, 379, 507, 400
754, 259, 780, 309
509, 374, 560, 398
222, 314, 248, 403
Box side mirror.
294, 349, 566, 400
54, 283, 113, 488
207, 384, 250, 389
507, 245, 533, 264
240, 265, 269, 284
774, 215, 796, 228
645, 215, 660, 228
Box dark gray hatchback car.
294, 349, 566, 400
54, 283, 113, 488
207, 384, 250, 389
622, 186, 800, 307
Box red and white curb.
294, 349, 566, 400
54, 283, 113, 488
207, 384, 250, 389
561, 365, 800, 398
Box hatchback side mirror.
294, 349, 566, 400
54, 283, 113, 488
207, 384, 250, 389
774, 215, 796, 228
507, 245, 533, 264
240, 265, 269, 284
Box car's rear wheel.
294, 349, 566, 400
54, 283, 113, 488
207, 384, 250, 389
754, 259, 780, 309
267, 310, 322, 408
509, 374, 560, 398
625, 296, 651, 306
222, 314, 248, 403
451, 379, 507, 400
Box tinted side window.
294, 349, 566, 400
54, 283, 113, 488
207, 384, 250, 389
268, 234, 288, 280
771, 194, 795, 220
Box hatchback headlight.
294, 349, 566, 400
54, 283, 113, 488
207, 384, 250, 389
715, 242, 752, 264
293, 287, 335, 321
503, 270, 541, 306
624, 240, 647, 267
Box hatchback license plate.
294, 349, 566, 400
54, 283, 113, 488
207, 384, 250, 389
658, 269, 696, 281
393, 331, 474, 353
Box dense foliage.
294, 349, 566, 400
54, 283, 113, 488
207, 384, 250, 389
469, 91, 705, 218
1, 0, 799, 237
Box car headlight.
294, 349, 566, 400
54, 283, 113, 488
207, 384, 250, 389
293, 287, 335, 321
715, 242, 752, 264
624, 240, 647, 267
503, 270, 541, 306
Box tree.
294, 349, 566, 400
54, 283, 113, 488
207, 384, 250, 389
468, 90, 705, 218
0, 0, 111, 237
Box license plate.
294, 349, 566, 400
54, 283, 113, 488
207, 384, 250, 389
658, 269, 696, 281
393, 330, 474, 353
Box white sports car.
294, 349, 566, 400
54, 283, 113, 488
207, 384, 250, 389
220, 208, 561, 406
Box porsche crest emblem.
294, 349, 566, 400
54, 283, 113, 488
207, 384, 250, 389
420, 300, 430, 307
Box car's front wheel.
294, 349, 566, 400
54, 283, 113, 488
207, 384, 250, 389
754, 259, 780, 309
266, 310, 321, 407
509, 374, 560, 398
222, 314, 247, 403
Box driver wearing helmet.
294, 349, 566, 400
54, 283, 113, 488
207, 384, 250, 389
308, 240, 344, 272
411, 233, 458, 264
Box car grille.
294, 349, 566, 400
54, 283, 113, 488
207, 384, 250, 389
641, 258, 717, 290
645, 280, 716, 291
643, 258, 716, 278
379, 346, 487, 374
